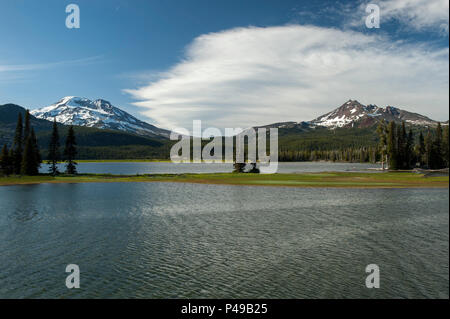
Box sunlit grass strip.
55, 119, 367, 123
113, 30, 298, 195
59, 159, 173, 163
0, 172, 448, 188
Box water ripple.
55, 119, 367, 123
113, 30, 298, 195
0, 184, 448, 299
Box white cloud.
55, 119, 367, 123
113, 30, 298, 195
355, 0, 449, 33
125, 25, 449, 131
0, 56, 102, 73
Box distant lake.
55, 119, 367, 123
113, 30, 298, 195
0, 183, 448, 298
39, 161, 381, 175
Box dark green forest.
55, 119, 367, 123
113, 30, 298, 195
277, 123, 449, 169
0, 104, 170, 160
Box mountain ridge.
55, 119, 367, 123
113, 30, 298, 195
258, 99, 444, 130
0, 103, 169, 160
31, 97, 170, 139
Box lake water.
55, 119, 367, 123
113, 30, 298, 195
0, 182, 448, 298
39, 161, 381, 175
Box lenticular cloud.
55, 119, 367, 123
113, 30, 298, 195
125, 25, 449, 131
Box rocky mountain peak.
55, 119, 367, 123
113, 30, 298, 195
31, 97, 170, 138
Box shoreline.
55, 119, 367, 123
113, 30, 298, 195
62, 159, 173, 163
1, 172, 448, 188
55, 160, 384, 164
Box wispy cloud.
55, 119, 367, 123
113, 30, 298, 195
117, 69, 168, 86
125, 24, 449, 131
0, 56, 103, 73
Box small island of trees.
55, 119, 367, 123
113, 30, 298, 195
0, 112, 78, 177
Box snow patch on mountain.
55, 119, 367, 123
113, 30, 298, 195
31, 97, 170, 138
260, 99, 441, 131
310, 100, 438, 128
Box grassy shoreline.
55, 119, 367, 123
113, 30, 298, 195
0, 172, 448, 188
58, 159, 235, 163
63, 159, 172, 163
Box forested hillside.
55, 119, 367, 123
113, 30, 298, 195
1, 103, 448, 163
277, 123, 449, 166
0, 104, 171, 159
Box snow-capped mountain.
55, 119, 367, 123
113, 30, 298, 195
310, 100, 438, 128
31, 97, 170, 138
260, 100, 440, 130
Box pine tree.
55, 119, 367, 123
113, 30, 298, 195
0, 145, 5, 175
47, 119, 60, 175
31, 128, 42, 169
24, 110, 31, 142
434, 123, 443, 169
0, 145, 12, 176
21, 137, 37, 175
406, 128, 414, 169
424, 130, 434, 168
443, 125, 449, 168
386, 121, 397, 169
376, 120, 387, 169
8, 148, 14, 170
64, 126, 78, 175
417, 131, 426, 167
396, 122, 407, 169
12, 113, 23, 174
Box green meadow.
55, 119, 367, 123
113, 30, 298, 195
1, 172, 448, 188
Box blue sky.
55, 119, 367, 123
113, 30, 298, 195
0, 0, 448, 130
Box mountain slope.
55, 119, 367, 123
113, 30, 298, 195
0, 103, 54, 130
255, 99, 445, 159
262, 100, 440, 131
3, 99, 446, 160
0, 103, 55, 147
31, 97, 170, 139
310, 100, 438, 128
0, 103, 171, 160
